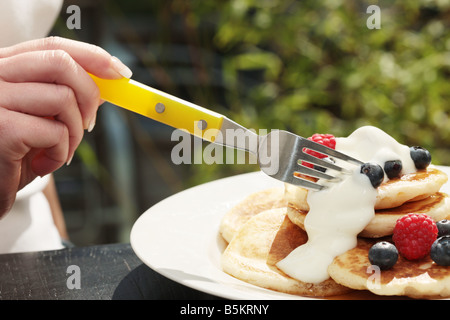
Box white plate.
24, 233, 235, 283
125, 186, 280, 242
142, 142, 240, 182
130, 166, 450, 300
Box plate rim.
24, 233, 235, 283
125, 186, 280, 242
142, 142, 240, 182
130, 170, 299, 300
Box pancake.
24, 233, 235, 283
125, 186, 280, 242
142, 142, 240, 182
221, 208, 352, 297
376, 167, 448, 209
219, 187, 287, 243
284, 166, 448, 212
287, 193, 450, 238
328, 237, 450, 299
360, 193, 450, 238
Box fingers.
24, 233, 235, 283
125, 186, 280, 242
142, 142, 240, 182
0, 109, 68, 217
0, 81, 84, 162
0, 36, 132, 79
0, 37, 131, 162
0, 37, 134, 216
0, 108, 69, 183
0, 50, 100, 131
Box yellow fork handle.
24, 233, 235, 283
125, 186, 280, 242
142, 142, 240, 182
89, 74, 224, 142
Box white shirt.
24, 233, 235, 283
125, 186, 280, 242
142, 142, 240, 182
0, 0, 63, 46
0, 176, 63, 253
0, 0, 65, 253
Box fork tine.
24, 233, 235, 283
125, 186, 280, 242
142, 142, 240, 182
295, 161, 342, 181
301, 139, 363, 166
290, 175, 325, 191
299, 153, 351, 174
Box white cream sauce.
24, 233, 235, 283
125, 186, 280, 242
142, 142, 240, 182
276, 126, 417, 283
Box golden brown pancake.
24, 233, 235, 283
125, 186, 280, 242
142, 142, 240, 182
219, 187, 287, 243
360, 193, 450, 238
375, 167, 448, 209
221, 208, 352, 297
328, 237, 450, 299
287, 193, 450, 238
284, 166, 448, 212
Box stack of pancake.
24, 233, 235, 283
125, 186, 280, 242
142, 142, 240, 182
219, 166, 450, 299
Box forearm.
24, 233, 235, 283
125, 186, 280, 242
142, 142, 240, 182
42, 174, 69, 241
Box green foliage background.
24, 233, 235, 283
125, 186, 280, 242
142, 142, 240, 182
180, 0, 450, 185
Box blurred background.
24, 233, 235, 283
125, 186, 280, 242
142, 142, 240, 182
50, 0, 450, 246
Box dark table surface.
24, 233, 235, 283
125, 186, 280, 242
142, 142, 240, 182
0, 243, 219, 300
0, 244, 410, 317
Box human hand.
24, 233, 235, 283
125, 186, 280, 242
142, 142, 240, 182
0, 36, 132, 216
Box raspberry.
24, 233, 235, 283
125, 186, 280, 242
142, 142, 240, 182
392, 213, 438, 260
302, 133, 336, 168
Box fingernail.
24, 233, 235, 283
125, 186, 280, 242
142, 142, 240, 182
111, 56, 133, 79
88, 116, 96, 133
67, 154, 74, 166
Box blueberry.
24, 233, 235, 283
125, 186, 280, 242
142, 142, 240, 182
360, 162, 384, 188
430, 236, 450, 266
436, 220, 450, 238
368, 241, 398, 270
410, 146, 431, 170
384, 160, 402, 179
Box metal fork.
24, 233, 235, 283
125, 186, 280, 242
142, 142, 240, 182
89, 75, 364, 191
214, 118, 364, 191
